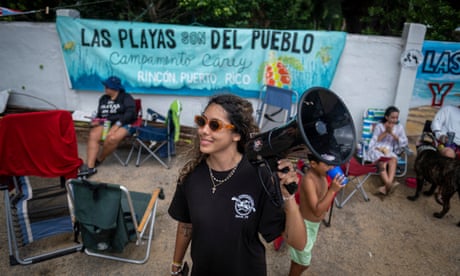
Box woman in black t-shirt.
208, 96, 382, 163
168, 94, 306, 276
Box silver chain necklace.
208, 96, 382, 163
208, 165, 238, 194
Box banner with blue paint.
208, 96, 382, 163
56, 16, 346, 99
411, 40, 460, 108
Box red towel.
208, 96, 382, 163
0, 110, 83, 178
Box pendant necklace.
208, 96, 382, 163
208, 163, 238, 194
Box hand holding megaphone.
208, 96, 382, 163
276, 159, 299, 197
246, 87, 357, 207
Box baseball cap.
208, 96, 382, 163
102, 76, 123, 91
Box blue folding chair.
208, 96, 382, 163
127, 100, 181, 169
256, 85, 298, 131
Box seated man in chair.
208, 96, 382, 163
431, 104, 460, 159
430, 105, 460, 203
82, 76, 137, 177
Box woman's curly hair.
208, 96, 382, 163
177, 93, 259, 185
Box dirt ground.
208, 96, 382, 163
1, 122, 459, 276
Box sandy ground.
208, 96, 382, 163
1, 111, 459, 275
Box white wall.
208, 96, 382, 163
330, 34, 402, 131
0, 21, 426, 139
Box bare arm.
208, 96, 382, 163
303, 173, 343, 218
282, 197, 307, 250
276, 159, 307, 251
171, 222, 192, 274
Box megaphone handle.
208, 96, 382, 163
279, 167, 298, 195
284, 182, 298, 195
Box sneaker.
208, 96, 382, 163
78, 166, 97, 178
78, 164, 88, 178
87, 167, 97, 177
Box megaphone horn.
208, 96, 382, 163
246, 87, 356, 170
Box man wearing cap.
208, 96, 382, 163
83, 76, 137, 177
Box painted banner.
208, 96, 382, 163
56, 16, 346, 99
406, 40, 460, 139
411, 40, 460, 108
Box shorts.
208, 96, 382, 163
288, 219, 320, 266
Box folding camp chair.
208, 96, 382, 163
256, 85, 298, 131
66, 178, 163, 264
113, 98, 143, 166
0, 110, 84, 265
335, 108, 411, 208
127, 100, 181, 169
360, 108, 410, 177
334, 156, 375, 208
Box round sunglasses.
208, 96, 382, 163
194, 115, 235, 132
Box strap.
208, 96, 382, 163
264, 108, 284, 123
80, 179, 109, 200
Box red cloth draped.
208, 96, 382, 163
0, 110, 83, 178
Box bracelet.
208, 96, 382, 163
283, 194, 295, 201
171, 261, 183, 275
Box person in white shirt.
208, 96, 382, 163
367, 106, 408, 195
431, 105, 460, 159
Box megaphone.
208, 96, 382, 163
246, 87, 356, 201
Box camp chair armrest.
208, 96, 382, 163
147, 108, 166, 122
137, 188, 161, 232
401, 146, 414, 156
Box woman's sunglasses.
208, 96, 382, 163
194, 115, 235, 132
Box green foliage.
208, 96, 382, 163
1, 0, 458, 41
359, 0, 459, 41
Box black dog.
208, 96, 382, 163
407, 142, 460, 227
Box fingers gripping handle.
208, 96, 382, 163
280, 167, 298, 195
284, 182, 298, 195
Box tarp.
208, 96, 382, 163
56, 16, 346, 98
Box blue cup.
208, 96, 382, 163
327, 166, 348, 185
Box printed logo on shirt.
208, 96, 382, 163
100, 101, 121, 115
231, 194, 256, 219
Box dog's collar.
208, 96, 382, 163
417, 144, 437, 154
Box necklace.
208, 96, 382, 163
208, 164, 238, 194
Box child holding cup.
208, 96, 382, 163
287, 153, 346, 276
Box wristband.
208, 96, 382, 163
283, 194, 295, 201
171, 261, 183, 275
172, 261, 183, 268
